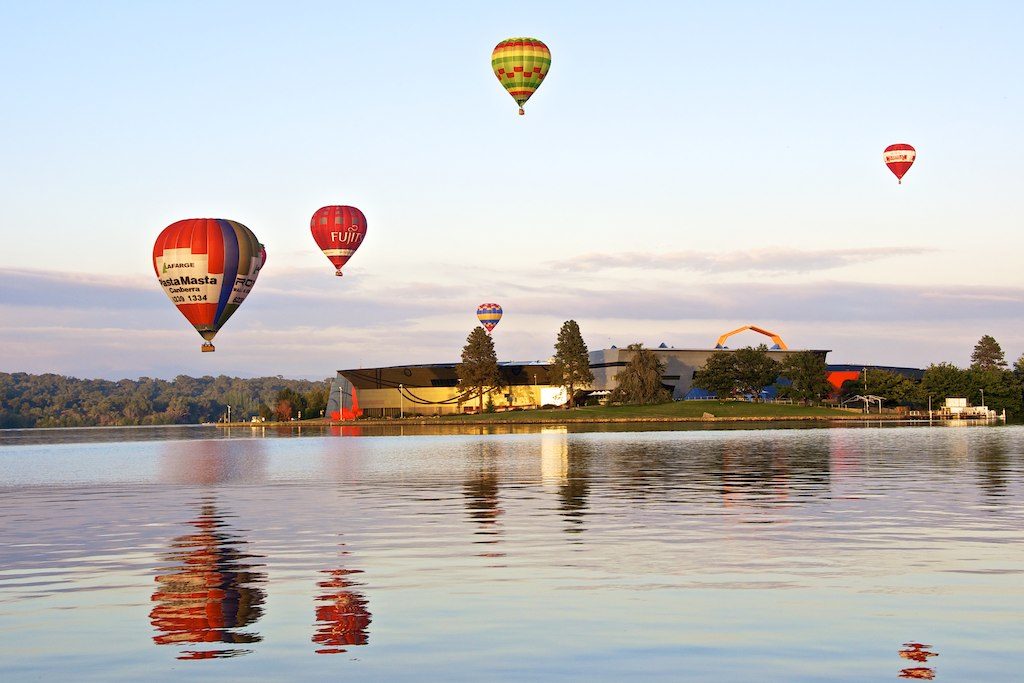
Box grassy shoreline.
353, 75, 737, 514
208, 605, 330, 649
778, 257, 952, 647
222, 401, 921, 427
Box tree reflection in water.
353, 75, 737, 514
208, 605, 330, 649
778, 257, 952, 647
559, 440, 592, 534
312, 561, 372, 655
149, 500, 266, 660
974, 438, 1009, 499
465, 442, 503, 539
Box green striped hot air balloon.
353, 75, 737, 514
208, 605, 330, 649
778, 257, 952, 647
491, 37, 551, 115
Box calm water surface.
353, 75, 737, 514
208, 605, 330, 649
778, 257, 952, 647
1, 425, 1022, 680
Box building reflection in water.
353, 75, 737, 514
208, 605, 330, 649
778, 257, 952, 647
540, 427, 591, 533
312, 551, 372, 655
717, 437, 831, 513
329, 425, 364, 437
540, 427, 569, 493
149, 500, 266, 659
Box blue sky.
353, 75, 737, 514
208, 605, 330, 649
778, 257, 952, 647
1, 1, 1022, 378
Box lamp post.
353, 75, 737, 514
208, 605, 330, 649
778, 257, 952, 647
399, 384, 404, 418
980, 388, 985, 408
227, 405, 231, 424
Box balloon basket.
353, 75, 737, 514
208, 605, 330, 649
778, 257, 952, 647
518, 108, 525, 116
201, 342, 215, 353
335, 270, 344, 277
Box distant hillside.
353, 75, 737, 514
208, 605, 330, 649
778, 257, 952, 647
0, 372, 332, 428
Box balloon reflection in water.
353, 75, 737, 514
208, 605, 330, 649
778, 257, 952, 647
158, 439, 267, 486
312, 565, 372, 655
150, 502, 266, 659
898, 642, 937, 679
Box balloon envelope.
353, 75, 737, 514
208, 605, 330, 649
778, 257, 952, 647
311, 206, 367, 276
492, 37, 550, 115
884, 143, 916, 184
153, 218, 265, 351
476, 303, 502, 332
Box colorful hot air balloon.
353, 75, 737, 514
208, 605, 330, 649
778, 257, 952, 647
311, 206, 367, 276
477, 303, 502, 333
491, 37, 550, 115
153, 218, 265, 352
884, 143, 916, 184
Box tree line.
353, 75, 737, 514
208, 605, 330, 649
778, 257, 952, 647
0, 373, 332, 428
695, 334, 1024, 414
456, 323, 1024, 416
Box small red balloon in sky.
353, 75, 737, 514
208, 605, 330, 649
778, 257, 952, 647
311, 205, 367, 276
883, 143, 916, 184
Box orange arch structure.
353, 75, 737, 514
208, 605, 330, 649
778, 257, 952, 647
715, 325, 788, 350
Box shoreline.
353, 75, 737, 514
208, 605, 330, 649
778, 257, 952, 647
221, 413, 983, 428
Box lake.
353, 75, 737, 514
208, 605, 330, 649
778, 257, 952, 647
1, 424, 1021, 681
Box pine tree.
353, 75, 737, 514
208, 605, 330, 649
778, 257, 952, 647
549, 320, 594, 408
971, 335, 1007, 370
457, 327, 502, 412
609, 343, 670, 405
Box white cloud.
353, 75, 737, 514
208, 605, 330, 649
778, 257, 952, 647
1, 266, 1022, 378
550, 247, 935, 274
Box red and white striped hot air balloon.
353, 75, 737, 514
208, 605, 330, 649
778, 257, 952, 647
152, 218, 266, 352
883, 144, 916, 184
311, 205, 367, 276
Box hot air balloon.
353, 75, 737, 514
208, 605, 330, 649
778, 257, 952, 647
153, 218, 265, 352
491, 37, 550, 115
884, 144, 916, 184
477, 303, 502, 333
311, 206, 367, 276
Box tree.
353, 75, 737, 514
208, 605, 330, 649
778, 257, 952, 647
457, 327, 502, 412
841, 368, 920, 406
609, 343, 670, 405
732, 345, 781, 400
1014, 353, 1024, 379
0, 372, 331, 427
692, 351, 739, 398
275, 398, 295, 421
549, 320, 594, 408
971, 335, 1007, 370
921, 363, 974, 404
304, 385, 329, 417
777, 351, 832, 403
967, 367, 1020, 414
275, 388, 307, 419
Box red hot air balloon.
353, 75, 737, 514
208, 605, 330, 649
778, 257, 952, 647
153, 219, 265, 352
311, 206, 367, 276
883, 144, 916, 184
